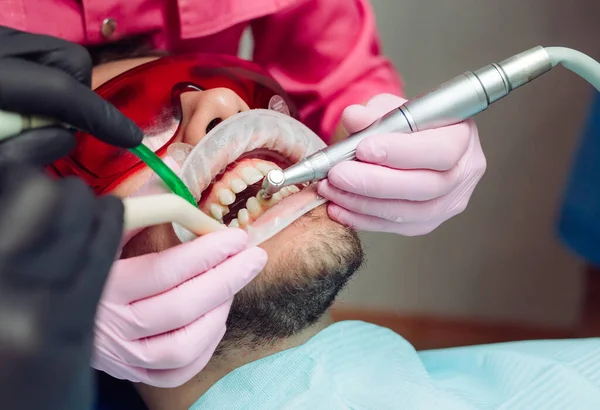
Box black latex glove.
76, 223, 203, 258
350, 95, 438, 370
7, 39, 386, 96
0, 163, 124, 410
0, 26, 143, 165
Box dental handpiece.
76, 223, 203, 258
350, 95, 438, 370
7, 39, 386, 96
261, 46, 553, 198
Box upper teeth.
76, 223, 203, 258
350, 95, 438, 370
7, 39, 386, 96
255, 162, 275, 174
204, 161, 301, 228
240, 167, 263, 185
217, 188, 235, 205
230, 178, 247, 193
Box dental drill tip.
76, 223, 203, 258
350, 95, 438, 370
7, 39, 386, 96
261, 169, 285, 198
266, 168, 285, 186
259, 190, 272, 200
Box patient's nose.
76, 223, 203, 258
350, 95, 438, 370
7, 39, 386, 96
179, 88, 250, 145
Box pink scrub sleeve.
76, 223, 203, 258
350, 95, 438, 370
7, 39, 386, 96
251, 0, 404, 142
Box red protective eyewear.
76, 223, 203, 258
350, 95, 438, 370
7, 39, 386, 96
46, 54, 297, 194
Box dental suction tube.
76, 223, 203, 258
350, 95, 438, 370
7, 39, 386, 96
261, 46, 600, 197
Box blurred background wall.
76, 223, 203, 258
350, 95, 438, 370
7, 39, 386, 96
242, 0, 600, 340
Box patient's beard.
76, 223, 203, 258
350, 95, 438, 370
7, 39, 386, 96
218, 212, 364, 353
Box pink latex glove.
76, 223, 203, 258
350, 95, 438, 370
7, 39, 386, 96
92, 228, 267, 388
318, 94, 486, 235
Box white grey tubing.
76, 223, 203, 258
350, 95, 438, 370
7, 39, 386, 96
123, 194, 224, 236
545, 47, 600, 92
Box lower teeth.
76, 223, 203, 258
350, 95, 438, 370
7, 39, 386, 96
207, 185, 300, 228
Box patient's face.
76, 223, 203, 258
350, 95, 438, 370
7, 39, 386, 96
92, 57, 363, 348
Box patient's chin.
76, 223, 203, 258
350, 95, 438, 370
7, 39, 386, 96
219, 206, 364, 352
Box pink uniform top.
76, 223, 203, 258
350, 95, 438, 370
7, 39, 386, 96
2, 0, 403, 141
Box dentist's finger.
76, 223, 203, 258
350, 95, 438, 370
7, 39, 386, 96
0, 127, 75, 166
326, 161, 461, 201
340, 105, 379, 133
318, 180, 455, 223
125, 301, 231, 371
341, 94, 407, 134
0, 26, 93, 85
127, 247, 266, 339
105, 229, 250, 303
142, 349, 220, 388
364, 93, 407, 112
327, 203, 446, 236
0, 58, 142, 147
356, 122, 472, 171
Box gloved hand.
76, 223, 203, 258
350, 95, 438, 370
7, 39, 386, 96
318, 94, 486, 235
93, 229, 267, 388
0, 26, 142, 166
0, 163, 124, 410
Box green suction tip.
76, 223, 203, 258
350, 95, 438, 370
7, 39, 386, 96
128, 144, 196, 206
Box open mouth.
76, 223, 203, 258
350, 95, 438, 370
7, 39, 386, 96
198, 148, 303, 227
170, 109, 328, 240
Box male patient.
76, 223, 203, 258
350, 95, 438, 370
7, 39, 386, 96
85, 45, 600, 410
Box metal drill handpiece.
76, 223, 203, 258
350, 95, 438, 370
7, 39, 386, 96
260, 169, 285, 199
260, 46, 552, 195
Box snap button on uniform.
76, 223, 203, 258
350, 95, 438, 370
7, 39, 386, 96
101, 18, 117, 38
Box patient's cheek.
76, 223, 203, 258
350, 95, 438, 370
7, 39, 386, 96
120, 224, 180, 258
110, 154, 184, 199
258, 206, 333, 266
109, 168, 154, 198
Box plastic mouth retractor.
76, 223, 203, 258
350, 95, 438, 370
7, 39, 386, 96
170, 109, 327, 246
